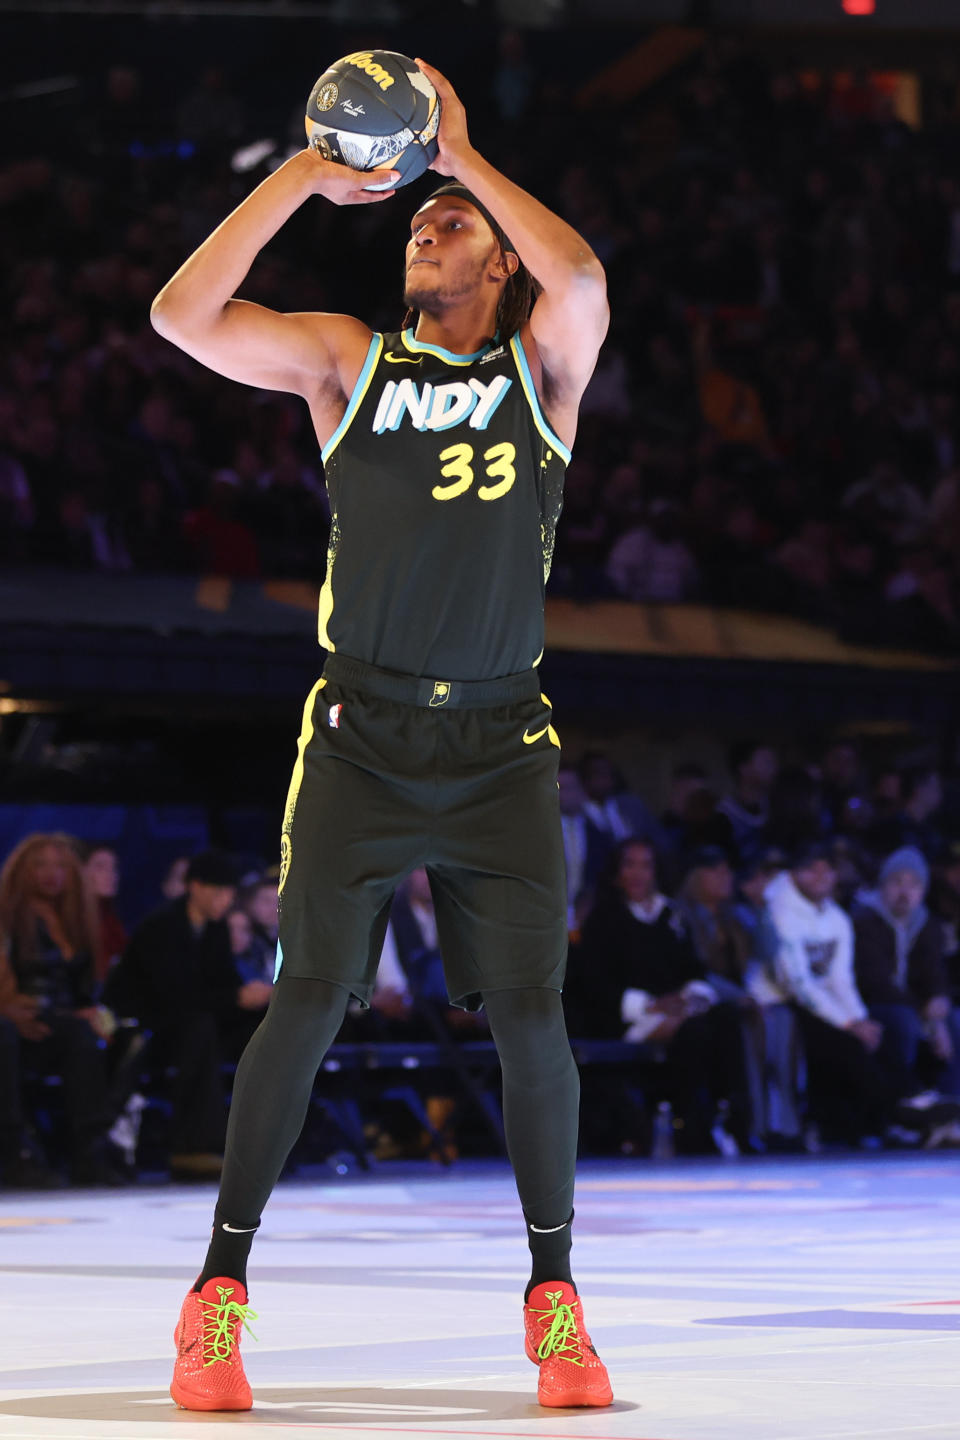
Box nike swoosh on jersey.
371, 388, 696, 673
384, 353, 422, 365
523, 725, 550, 745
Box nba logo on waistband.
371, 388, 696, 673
429, 682, 450, 707
328, 703, 343, 728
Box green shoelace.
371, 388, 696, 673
199, 1284, 259, 1367
533, 1290, 585, 1368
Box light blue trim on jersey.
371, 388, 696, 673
273, 939, 283, 983
401, 328, 492, 365
321, 333, 383, 463
509, 334, 573, 465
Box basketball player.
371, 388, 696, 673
152, 59, 611, 1411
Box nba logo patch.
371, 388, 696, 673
328, 703, 343, 729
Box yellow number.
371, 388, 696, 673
478, 441, 517, 501
432, 443, 474, 500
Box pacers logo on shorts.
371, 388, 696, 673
429, 682, 451, 707
279, 833, 292, 896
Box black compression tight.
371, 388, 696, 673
482, 986, 579, 1230
199, 975, 579, 1290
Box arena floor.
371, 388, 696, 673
2, 1153, 960, 1440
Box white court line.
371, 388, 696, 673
780, 1426, 960, 1440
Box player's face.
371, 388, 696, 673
404, 199, 503, 316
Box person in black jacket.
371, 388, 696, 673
106, 851, 271, 1174
574, 839, 750, 1153
853, 846, 960, 1097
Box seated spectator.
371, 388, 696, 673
558, 762, 612, 932
766, 842, 899, 1143
818, 739, 864, 829
236, 871, 279, 985
718, 739, 779, 863
869, 766, 946, 863
0, 832, 120, 1186
676, 847, 750, 1001
105, 850, 271, 1176
81, 842, 128, 986
853, 848, 960, 1099
577, 751, 658, 848
677, 847, 764, 1147
734, 849, 803, 1147
575, 839, 750, 1153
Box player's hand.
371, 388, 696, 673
414, 59, 472, 176
301, 147, 399, 205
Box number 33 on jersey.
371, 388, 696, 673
316, 328, 571, 681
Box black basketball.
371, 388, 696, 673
305, 50, 440, 191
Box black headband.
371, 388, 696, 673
422, 182, 517, 257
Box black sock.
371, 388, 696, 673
194, 1205, 260, 1292
524, 1210, 575, 1301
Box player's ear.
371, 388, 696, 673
491, 247, 519, 281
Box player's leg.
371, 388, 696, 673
172, 676, 420, 1411
429, 702, 612, 1408
481, 986, 578, 1294
196, 974, 353, 1288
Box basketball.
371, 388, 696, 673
305, 50, 440, 191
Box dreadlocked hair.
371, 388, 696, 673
402, 251, 540, 345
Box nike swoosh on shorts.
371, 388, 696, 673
523, 726, 549, 745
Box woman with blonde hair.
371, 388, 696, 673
0, 832, 122, 1187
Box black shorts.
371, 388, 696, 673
275, 653, 568, 1011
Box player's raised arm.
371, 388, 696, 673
149, 149, 399, 399
415, 59, 609, 438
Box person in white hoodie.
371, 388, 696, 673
767, 841, 897, 1143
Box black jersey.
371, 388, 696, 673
318, 327, 569, 682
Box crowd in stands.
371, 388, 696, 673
3, 737, 960, 1187
4, 34, 960, 648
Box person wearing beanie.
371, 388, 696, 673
766, 843, 899, 1142
853, 847, 960, 1097
105, 850, 273, 1175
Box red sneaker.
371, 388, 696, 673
523, 1281, 613, 1408
170, 1276, 257, 1411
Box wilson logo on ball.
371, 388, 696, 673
343, 51, 396, 91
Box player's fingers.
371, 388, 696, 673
357, 188, 396, 203
365, 167, 401, 186
415, 57, 455, 100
